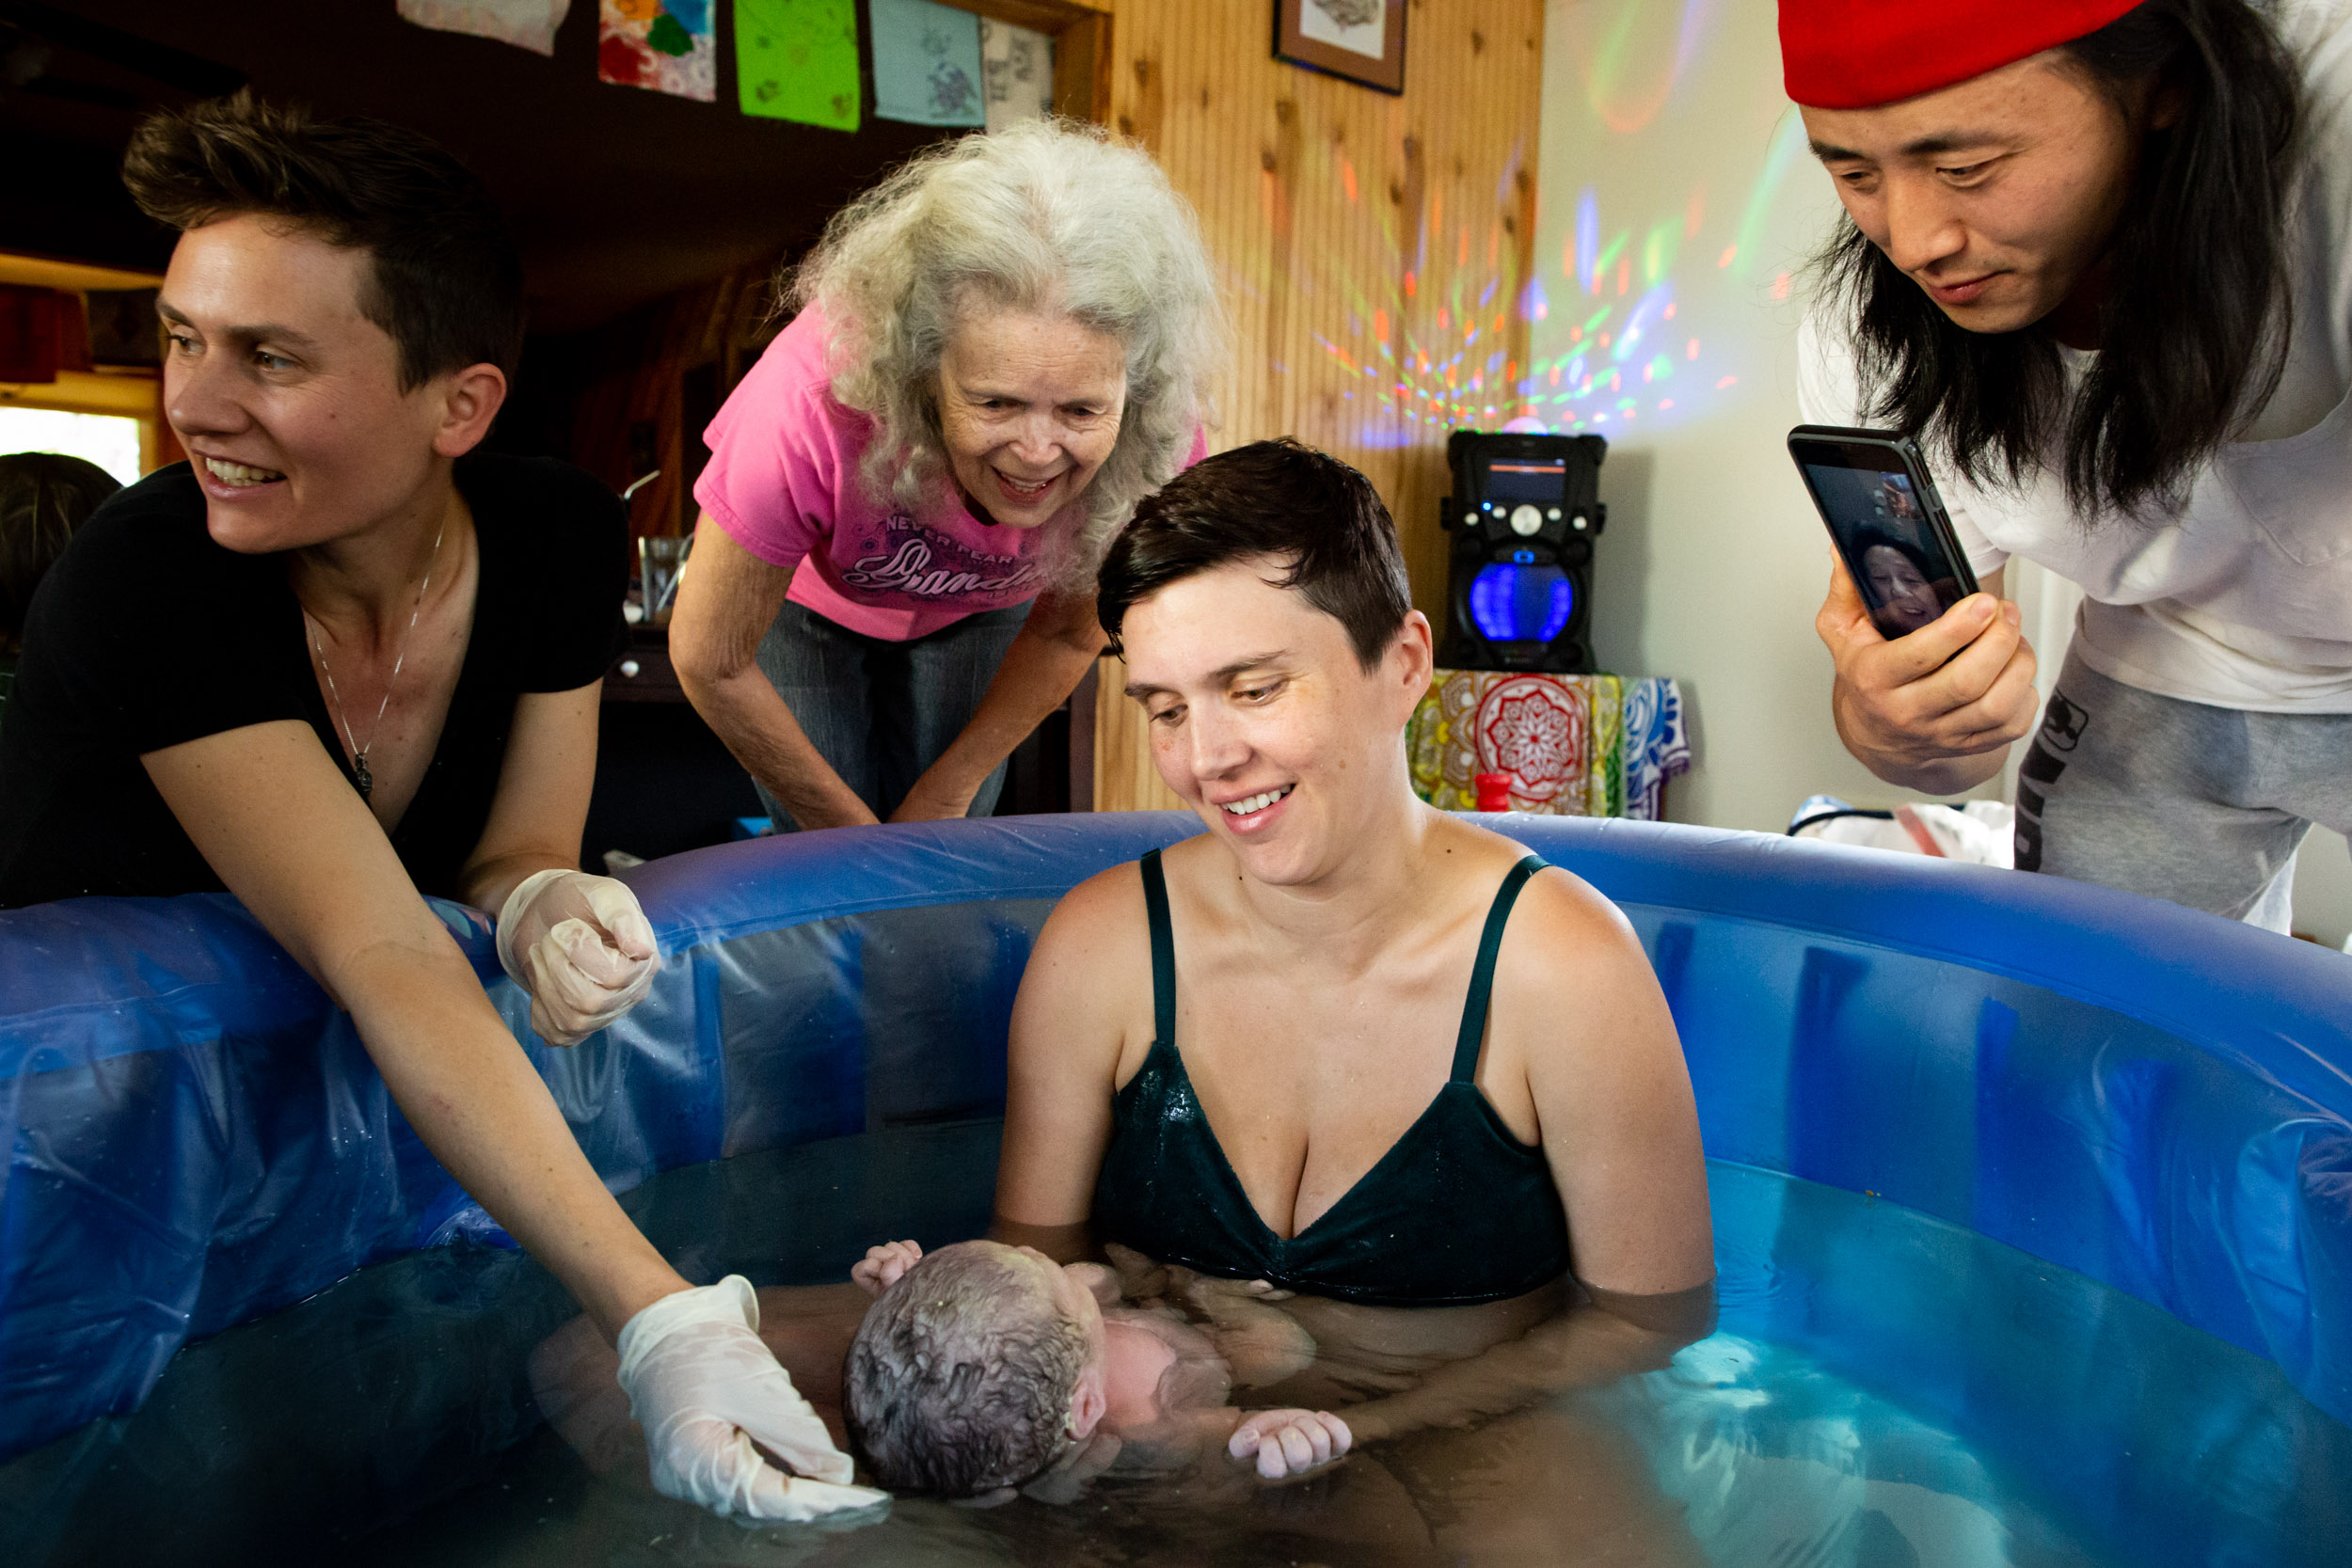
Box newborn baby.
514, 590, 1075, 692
842, 1239, 1353, 1502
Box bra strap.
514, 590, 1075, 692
1451, 856, 1549, 1083
1140, 848, 1177, 1044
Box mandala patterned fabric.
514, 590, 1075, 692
1406, 671, 1688, 821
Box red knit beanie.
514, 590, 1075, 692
1780, 0, 2145, 109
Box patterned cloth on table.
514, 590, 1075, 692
1406, 671, 1689, 820
1620, 675, 1692, 821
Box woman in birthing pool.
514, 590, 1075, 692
993, 438, 1717, 1480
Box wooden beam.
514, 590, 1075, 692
1051, 11, 1113, 124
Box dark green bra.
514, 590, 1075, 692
1090, 849, 1573, 1307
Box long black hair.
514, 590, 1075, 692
1818, 0, 2302, 521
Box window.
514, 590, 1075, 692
0, 406, 144, 486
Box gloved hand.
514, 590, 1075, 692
615, 1275, 888, 1522
496, 869, 660, 1047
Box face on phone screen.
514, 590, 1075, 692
1799, 459, 1966, 639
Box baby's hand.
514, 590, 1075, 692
1227, 1408, 1352, 1480
851, 1240, 922, 1297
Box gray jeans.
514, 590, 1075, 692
2015, 646, 2352, 930
753, 598, 1032, 832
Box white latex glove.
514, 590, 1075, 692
496, 869, 660, 1047
615, 1275, 888, 1522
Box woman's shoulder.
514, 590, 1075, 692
1425, 815, 1639, 959
1041, 856, 1152, 945
1014, 858, 1154, 1048
723, 308, 866, 433
1028, 858, 1159, 994
698, 308, 877, 524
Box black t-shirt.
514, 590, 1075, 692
0, 454, 628, 908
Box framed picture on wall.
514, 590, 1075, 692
1274, 0, 1405, 95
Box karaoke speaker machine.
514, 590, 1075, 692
1438, 430, 1607, 673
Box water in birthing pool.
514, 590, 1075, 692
13, 1119, 2349, 1566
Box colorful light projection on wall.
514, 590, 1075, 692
1219, 121, 1561, 451
1517, 0, 1830, 436
1524, 107, 1809, 436
1256, 0, 1820, 448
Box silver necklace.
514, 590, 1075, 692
304, 517, 447, 802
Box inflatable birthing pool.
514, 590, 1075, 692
0, 814, 2346, 1563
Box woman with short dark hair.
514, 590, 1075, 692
1788, 0, 2352, 927
0, 96, 878, 1522
993, 442, 1715, 1503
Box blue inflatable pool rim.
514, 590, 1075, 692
0, 813, 2346, 1465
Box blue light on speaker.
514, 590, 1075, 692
1468, 562, 1574, 642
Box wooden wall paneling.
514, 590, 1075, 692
1093, 654, 1184, 812
1089, 0, 1549, 811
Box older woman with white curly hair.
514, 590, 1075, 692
673, 121, 1222, 830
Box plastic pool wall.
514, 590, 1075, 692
0, 813, 2346, 1556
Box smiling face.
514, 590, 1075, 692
935, 306, 1128, 530
1803, 53, 2149, 339
1862, 543, 1942, 634
1120, 560, 1432, 888
158, 214, 498, 554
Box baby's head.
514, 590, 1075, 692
842, 1240, 1107, 1497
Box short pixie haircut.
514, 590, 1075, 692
122, 92, 526, 388
795, 119, 1224, 591
841, 1242, 1090, 1497
1096, 438, 1412, 669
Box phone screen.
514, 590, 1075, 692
1791, 438, 1975, 641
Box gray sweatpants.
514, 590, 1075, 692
2015, 647, 2352, 931
752, 597, 1032, 832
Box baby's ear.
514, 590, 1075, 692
1068, 1374, 1106, 1441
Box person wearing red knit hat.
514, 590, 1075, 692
1787, 0, 2352, 934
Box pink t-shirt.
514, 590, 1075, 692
697, 306, 1193, 641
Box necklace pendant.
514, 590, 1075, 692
353, 754, 373, 801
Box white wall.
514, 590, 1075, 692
1534, 0, 1924, 832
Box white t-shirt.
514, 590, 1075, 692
1798, 0, 2352, 712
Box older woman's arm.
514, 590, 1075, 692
890, 588, 1108, 822
1335, 870, 1716, 1448
670, 513, 880, 832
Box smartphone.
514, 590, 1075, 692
1788, 425, 1981, 641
